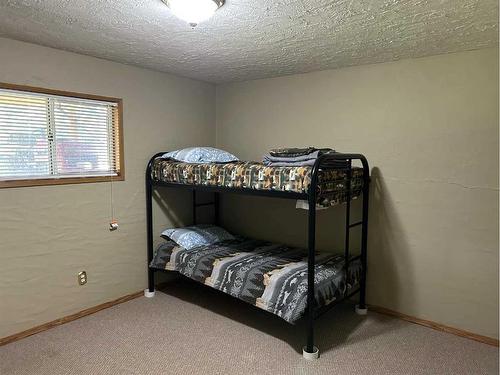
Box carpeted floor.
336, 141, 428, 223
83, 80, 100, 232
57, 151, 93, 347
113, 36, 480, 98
1, 279, 498, 375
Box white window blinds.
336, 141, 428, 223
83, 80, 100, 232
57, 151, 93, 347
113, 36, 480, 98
0, 87, 121, 183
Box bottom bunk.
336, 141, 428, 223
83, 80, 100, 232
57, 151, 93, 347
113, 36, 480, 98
150, 237, 361, 324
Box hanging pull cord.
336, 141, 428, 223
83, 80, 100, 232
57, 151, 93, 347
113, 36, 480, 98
108, 108, 118, 231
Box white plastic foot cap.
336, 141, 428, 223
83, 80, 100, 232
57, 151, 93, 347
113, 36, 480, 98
302, 346, 320, 360
355, 304, 368, 315
144, 289, 155, 298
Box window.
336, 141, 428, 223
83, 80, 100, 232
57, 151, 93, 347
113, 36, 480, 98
0, 83, 123, 188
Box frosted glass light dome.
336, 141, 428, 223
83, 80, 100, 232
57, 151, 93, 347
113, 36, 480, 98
164, 0, 225, 27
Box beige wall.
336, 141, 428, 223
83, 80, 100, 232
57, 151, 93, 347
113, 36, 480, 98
0, 38, 215, 338
216, 48, 499, 339
1, 37, 497, 342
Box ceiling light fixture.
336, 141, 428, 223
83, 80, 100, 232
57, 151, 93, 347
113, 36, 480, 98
163, 0, 225, 27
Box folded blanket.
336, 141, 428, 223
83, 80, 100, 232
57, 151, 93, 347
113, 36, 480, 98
263, 159, 318, 167
269, 147, 333, 158
263, 150, 320, 166
269, 147, 317, 158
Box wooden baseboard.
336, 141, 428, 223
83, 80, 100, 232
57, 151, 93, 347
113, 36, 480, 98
0, 290, 143, 347
369, 305, 499, 347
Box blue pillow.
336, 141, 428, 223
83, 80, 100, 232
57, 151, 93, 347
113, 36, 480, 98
161, 224, 235, 250
162, 147, 238, 164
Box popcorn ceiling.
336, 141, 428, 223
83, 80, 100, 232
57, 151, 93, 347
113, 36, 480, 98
0, 0, 497, 83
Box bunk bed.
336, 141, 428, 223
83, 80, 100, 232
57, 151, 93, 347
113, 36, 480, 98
145, 150, 370, 360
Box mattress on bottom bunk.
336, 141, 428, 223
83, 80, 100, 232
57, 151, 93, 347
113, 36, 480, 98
151, 158, 363, 207
150, 237, 361, 324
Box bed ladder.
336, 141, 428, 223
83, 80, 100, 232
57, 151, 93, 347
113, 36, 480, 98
343, 160, 368, 315
192, 190, 220, 225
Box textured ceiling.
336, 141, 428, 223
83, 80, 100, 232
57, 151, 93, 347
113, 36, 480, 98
0, 0, 498, 83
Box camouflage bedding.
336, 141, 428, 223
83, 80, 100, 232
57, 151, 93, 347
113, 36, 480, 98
150, 237, 361, 323
151, 158, 364, 206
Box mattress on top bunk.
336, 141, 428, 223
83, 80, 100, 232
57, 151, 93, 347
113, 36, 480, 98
150, 237, 361, 324
151, 158, 364, 206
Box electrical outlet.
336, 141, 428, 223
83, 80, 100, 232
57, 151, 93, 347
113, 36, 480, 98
78, 271, 87, 285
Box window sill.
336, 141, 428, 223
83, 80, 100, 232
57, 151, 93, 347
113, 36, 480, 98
0, 174, 125, 189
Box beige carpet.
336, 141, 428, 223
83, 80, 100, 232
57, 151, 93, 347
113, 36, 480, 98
1, 278, 498, 375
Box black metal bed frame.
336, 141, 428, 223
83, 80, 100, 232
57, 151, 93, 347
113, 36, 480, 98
145, 151, 370, 358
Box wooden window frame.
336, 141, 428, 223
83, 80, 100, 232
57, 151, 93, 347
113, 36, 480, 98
0, 82, 124, 189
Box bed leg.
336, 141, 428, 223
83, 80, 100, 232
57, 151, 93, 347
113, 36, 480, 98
355, 275, 367, 315
145, 159, 155, 298
144, 269, 156, 298
303, 307, 319, 360
303, 306, 319, 360
355, 276, 367, 315
144, 290, 156, 298
355, 303, 367, 315
303, 346, 320, 360
303, 185, 319, 360
356, 165, 370, 316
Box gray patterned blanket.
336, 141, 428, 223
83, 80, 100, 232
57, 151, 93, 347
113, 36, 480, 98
150, 238, 361, 323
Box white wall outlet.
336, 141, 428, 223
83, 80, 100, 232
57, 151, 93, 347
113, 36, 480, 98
78, 271, 87, 285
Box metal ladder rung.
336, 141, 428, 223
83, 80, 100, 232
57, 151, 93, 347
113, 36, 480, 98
194, 202, 215, 207
349, 255, 361, 262
348, 221, 363, 228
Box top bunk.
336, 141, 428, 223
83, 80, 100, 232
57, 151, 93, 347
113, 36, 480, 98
147, 150, 370, 205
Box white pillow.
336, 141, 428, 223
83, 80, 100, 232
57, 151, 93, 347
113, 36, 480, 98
162, 147, 238, 164
161, 224, 235, 250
